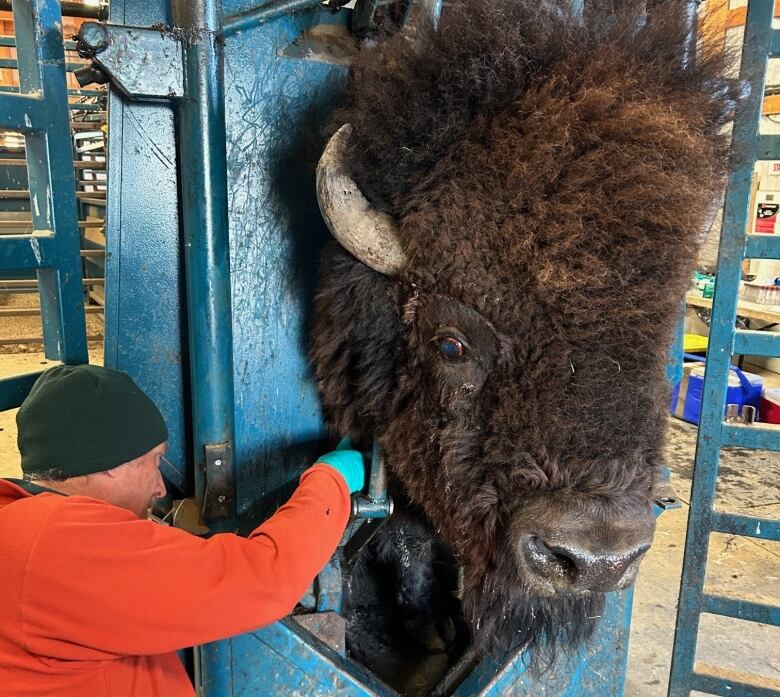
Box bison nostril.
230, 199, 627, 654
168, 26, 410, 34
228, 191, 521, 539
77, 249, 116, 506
524, 536, 578, 583
520, 535, 652, 593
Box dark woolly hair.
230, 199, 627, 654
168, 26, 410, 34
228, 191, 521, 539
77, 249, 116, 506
311, 0, 741, 683
334, 0, 738, 219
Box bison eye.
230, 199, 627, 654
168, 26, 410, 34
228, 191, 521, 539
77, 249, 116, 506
438, 336, 465, 361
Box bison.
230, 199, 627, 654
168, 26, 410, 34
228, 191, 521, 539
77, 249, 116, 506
309, 0, 739, 690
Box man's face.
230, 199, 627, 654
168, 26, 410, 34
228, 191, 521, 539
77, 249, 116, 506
106, 442, 168, 518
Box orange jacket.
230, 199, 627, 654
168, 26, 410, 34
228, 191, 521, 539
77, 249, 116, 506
0, 464, 350, 697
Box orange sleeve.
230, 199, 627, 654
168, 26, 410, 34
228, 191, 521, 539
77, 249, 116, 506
22, 464, 350, 660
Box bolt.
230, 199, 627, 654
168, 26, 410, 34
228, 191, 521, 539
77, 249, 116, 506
214, 459, 222, 467
217, 495, 226, 503
78, 22, 110, 54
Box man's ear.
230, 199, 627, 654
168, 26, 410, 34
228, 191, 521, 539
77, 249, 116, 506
310, 243, 403, 442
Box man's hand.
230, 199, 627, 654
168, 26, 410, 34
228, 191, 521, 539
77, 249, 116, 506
315, 437, 365, 494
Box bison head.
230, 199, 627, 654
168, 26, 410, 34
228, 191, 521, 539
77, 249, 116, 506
310, 0, 738, 660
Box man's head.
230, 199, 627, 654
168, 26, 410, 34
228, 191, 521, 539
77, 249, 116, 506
16, 364, 169, 518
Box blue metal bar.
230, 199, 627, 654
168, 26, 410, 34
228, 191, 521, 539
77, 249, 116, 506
711, 511, 780, 541
668, 3, 776, 696
771, 29, 780, 58
745, 233, 780, 259
197, 638, 233, 696
0, 85, 106, 97
691, 667, 780, 697
0, 92, 45, 131
0, 35, 78, 50
732, 329, 780, 356
0, 91, 105, 110
315, 555, 342, 613
0, 0, 88, 366
16, 0, 88, 363
702, 594, 780, 626
0, 371, 44, 411
757, 134, 780, 160
223, 0, 323, 36
0, 57, 86, 71
172, 0, 236, 523
0, 0, 103, 20
721, 423, 780, 450
0, 235, 53, 272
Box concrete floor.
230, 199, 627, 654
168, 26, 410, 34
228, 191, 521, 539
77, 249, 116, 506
0, 349, 777, 696
626, 409, 780, 696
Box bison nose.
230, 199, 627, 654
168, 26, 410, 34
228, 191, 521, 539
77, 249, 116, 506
519, 535, 651, 594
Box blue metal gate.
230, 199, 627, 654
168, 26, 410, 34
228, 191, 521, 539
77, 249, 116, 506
668, 2, 780, 695
0, 0, 88, 410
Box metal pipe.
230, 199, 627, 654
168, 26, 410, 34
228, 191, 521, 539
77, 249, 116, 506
70, 121, 107, 131
0, 35, 78, 51
0, 305, 103, 317
0, 334, 101, 346
0, 58, 87, 71
223, 0, 324, 37
0, 190, 105, 200
80, 197, 106, 206
0, 158, 106, 168
682, 0, 701, 70
0, 219, 103, 228
0, 0, 106, 20
368, 440, 387, 502
0, 86, 106, 97
173, 0, 236, 524
0, 278, 104, 288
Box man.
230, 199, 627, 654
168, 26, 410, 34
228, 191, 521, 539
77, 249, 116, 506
0, 364, 364, 697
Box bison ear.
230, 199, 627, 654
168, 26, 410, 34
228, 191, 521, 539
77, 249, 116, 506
310, 243, 402, 441
316, 124, 408, 277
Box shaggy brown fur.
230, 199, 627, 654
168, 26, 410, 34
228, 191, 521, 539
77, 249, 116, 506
310, 0, 740, 687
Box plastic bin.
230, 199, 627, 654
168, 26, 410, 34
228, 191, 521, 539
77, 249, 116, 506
670, 357, 763, 425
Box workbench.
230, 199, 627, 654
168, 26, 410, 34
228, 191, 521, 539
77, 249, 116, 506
686, 290, 780, 324
685, 290, 780, 366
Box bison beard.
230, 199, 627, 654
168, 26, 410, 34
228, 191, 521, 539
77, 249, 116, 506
309, 0, 741, 689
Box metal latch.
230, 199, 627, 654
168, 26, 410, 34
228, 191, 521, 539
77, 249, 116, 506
75, 22, 184, 100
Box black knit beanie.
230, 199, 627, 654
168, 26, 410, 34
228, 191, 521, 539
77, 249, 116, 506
17, 364, 168, 478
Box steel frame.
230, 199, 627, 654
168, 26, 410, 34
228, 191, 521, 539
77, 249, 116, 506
0, 0, 89, 410
668, 2, 780, 696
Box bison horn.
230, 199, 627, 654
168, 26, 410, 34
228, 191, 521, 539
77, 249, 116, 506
316, 124, 407, 277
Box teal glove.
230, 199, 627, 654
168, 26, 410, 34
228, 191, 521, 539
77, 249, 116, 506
316, 437, 365, 494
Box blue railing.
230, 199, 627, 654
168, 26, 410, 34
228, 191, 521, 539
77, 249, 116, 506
668, 2, 780, 696
0, 0, 89, 411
